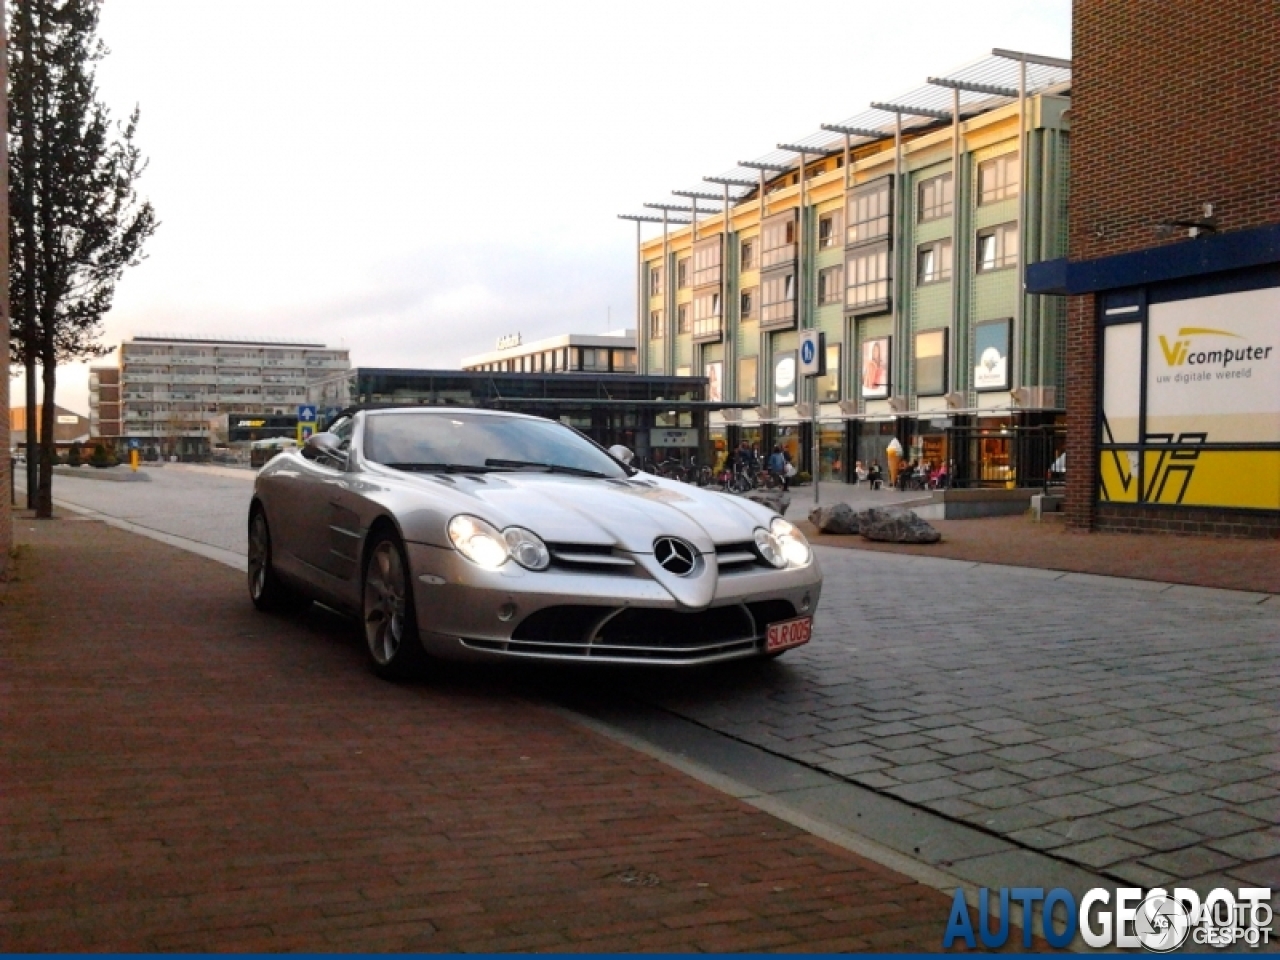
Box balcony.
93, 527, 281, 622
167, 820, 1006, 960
759, 300, 797, 332
692, 314, 722, 344
761, 244, 796, 271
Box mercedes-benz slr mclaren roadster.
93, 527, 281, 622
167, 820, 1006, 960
248, 407, 822, 677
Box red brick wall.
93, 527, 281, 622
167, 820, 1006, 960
1065, 0, 1280, 533
1068, 0, 1280, 258
1063, 294, 1096, 528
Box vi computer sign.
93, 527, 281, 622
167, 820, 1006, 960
1147, 286, 1280, 444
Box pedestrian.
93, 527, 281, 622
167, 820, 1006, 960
767, 444, 789, 491
868, 461, 883, 490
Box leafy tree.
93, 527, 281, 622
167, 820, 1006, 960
8, 0, 157, 516
66, 438, 80, 466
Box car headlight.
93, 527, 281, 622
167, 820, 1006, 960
772, 517, 812, 566
448, 515, 510, 569
753, 526, 786, 569
754, 517, 811, 569
447, 516, 551, 571
503, 526, 550, 571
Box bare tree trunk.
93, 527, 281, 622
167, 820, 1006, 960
25, 358, 37, 507
0, 0, 11, 567
20, 0, 37, 509
37, 349, 55, 518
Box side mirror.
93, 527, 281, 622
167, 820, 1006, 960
301, 431, 344, 462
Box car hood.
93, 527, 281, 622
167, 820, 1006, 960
398, 470, 776, 554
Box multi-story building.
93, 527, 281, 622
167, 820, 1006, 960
461, 330, 638, 375
621, 50, 1071, 483
1028, 1, 1279, 538
89, 334, 350, 458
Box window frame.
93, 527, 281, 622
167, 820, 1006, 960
693, 235, 722, 288
845, 242, 891, 311
676, 256, 690, 289
976, 221, 1019, 273
676, 302, 691, 335
648, 264, 664, 296
917, 172, 954, 222
760, 272, 797, 329
846, 178, 892, 246
761, 210, 798, 269
648, 308, 664, 339
818, 211, 843, 249
817, 264, 844, 305
740, 238, 755, 270
978, 153, 1020, 206
916, 238, 953, 285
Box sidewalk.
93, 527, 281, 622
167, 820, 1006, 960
2, 512, 975, 952
784, 483, 1280, 596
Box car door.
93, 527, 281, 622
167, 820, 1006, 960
298, 418, 364, 586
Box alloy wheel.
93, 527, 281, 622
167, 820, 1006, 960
364, 540, 407, 666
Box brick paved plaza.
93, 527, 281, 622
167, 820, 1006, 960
5, 468, 1278, 950
1, 515, 974, 952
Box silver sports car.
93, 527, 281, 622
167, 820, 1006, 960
248, 407, 822, 677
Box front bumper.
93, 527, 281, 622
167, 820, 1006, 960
404, 541, 823, 666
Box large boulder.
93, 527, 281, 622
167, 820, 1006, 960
858, 507, 941, 544
742, 488, 791, 516
808, 502, 863, 534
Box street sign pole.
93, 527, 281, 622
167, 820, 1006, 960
798, 330, 826, 507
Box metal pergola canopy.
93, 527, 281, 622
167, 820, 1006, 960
621, 49, 1071, 226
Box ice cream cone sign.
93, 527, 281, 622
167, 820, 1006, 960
886, 437, 903, 484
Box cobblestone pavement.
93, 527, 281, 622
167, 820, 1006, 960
1, 516, 989, 952
584, 547, 1280, 894
31, 467, 1280, 896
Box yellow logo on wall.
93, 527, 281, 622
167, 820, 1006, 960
1156, 326, 1273, 369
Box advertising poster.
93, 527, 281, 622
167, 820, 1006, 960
915, 329, 948, 396
860, 337, 890, 399
774, 352, 796, 406
973, 318, 1010, 391
704, 361, 723, 403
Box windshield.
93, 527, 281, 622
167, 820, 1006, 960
362, 411, 632, 479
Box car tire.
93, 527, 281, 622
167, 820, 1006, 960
248, 507, 308, 613
362, 531, 425, 680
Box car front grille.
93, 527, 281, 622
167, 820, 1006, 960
714, 540, 767, 572
461, 599, 798, 663
546, 542, 637, 574
546, 541, 769, 575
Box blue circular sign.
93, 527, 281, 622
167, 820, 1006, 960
800, 339, 816, 364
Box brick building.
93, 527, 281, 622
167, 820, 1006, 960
1028, 1, 1280, 537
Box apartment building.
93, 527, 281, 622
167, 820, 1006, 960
90, 334, 350, 458
1028, 1, 1280, 537
621, 50, 1071, 484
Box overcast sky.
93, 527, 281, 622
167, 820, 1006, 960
30, 0, 1070, 415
